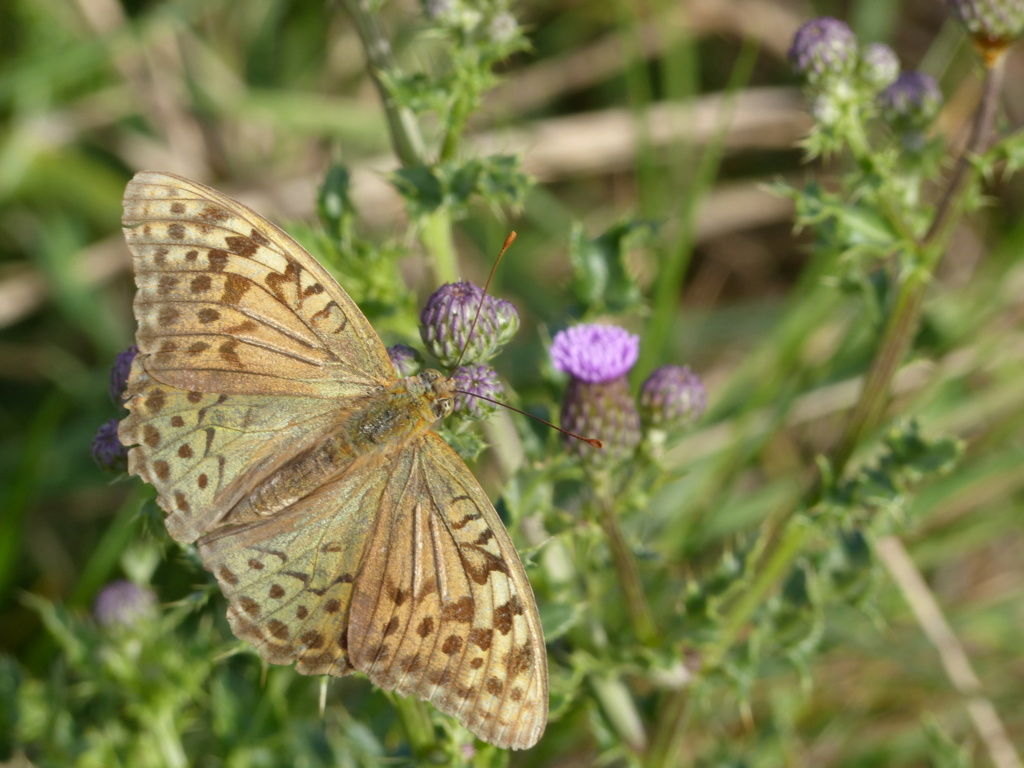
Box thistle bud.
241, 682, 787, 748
788, 18, 858, 83
859, 43, 900, 90
420, 281, 519, 367
946, 0, 1024, 60
387, 344, 423, 378
451, 364, 504, 420
639, 365, 707, 429
92, 418, 127, 471
878, 71, 943, 128
93, 580, 157, 628
110, 345, 138, 404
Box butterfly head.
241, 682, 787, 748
408, 368, 455, 422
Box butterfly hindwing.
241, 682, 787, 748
196, 463, 386, 675
348, 433, 547, 750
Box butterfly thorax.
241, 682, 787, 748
347, 369, 455, 448
230, 370, 455, 521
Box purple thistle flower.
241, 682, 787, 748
93, 580, 157, 628
387, 344, 423, 378
551, 324, 641, 460
946, 0, 1024, 47
878, 71, 943, 127
550, 324, 639, 384
420, 281, 520, 368
451, 364, 504, 420
860, 43, 901, 90
92, 418, 127, 471
788, 18, 858, 82
110, 345, 138, 404
639, 365, 707, 429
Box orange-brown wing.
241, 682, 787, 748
348, 433, 548, 750
121, 170, 393, 397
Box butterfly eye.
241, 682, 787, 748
432, 397, 453, 420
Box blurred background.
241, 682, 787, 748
1, 0, 1023, 765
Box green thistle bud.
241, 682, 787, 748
859, 43, 900, 90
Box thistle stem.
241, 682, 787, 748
343, 0, 426, 168
392, 694, 440, 759
592, 472, 658, 646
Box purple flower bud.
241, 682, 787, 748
946, 0, 1024, 45
451, 364, 504, 420
551, 324, 641, 460
387, 344, 423, 378
92, 418, 127, 471
639, 365, 707, 429
860, 43, 900, 89
878, 71, 943, 127
93, 580, 157, 628
420, 281, 519, 367
788, 18, 858, 82
110, 345, 138, 404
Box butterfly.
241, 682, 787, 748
117, 171, 547, 749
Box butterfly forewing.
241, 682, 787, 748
122, 171, 393, 397
118, 171, 548, 749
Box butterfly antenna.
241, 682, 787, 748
455, 389, 604, 449
453, 231, 517, 371
453, 231, 603, 450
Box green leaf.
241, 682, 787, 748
568, 220, 650, 315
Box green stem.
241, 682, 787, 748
392, 694, 441, 759
420, 209, 459, 286
440, 83, 474, 163
592, 471, 658, 646
829, 263, 929, 476
343, 0, 426, 167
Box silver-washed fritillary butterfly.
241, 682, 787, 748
117, 171, 547, 749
